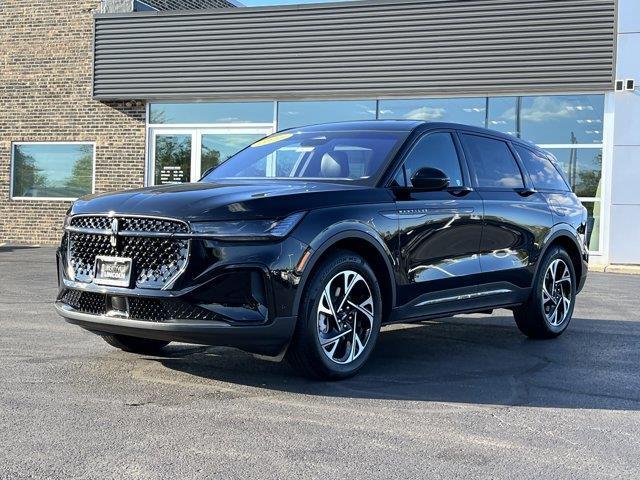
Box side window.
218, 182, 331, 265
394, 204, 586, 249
515, 145, 570, 191
461, 134, 524, 189
401, 132, 463, 187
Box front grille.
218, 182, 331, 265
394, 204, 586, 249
67, 215, 189, 289
59, 290, 220, 323
60, 290, 107, 316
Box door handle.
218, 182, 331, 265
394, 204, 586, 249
448, 186, 474, 197
516, 187, 537, 197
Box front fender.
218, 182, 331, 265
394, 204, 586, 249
291, 222, 398, 315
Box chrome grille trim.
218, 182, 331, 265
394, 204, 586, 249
66, 214, 191, 290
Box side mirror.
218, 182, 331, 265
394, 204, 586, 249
410, 167, 450, 191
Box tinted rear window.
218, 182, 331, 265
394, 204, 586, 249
515, 145, 569, 191
460, 134, 524, 189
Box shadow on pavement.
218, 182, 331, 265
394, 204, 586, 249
154, 315, 640, 410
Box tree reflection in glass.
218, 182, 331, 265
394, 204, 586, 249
12, 143, 93, 198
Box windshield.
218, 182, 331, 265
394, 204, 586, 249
201, 130, 407, 184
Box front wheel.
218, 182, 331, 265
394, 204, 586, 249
286, 250, 383, 380
513, 246, 576, 339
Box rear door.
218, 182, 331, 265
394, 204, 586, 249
459, 132, 553, 301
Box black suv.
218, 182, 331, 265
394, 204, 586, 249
56, 121, 588, 379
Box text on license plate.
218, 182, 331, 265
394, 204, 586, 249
94, 256, 132, 287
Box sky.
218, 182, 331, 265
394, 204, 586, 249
240, 0, 353, 6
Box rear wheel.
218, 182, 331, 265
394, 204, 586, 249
102, 334, 170, 354
286, 250, 382, 380
513, 246, 576, 339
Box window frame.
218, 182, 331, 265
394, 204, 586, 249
457, 131, 529, 192
384, 128, 472, 189
10, 141, 96, 201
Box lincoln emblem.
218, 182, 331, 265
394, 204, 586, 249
110, 218, 119, 248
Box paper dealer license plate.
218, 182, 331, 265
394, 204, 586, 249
94, 256, 132, 287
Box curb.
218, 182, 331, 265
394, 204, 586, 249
589, 264, 640, 275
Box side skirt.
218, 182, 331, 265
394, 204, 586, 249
387, 282, 530, 324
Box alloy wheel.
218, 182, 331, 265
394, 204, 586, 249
542, 258, 572, 326
316, 270, 374, 365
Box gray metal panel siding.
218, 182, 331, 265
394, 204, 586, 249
93, 0, 616, 100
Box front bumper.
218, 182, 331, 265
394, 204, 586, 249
55, 232, 310, 356
55, 302, 296, 356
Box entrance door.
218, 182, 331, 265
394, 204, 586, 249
150, 129, 194, 185
149, 127, 271, 186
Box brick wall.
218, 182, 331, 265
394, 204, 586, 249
0, 1, 147, 245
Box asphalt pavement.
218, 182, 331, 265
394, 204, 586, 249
1, 246, 639, 479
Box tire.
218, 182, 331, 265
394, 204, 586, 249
286, 250, 383, 380
102, 334, 170, 354
513, 246, 576, 339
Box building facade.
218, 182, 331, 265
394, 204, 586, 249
1, 0, 638, 265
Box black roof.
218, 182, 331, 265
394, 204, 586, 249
288, 120, 539, 149
289, 120, 423, 132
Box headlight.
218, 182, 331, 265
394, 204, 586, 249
190, 211, 306, 240
63, 206, 73, 230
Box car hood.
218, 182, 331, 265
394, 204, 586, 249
71, 180, 392, 222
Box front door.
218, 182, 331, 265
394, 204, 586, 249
149, 127, 271, 186
393, 130, 484, 317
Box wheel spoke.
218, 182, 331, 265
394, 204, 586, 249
325, 338, 339, 358
347, 299, 374, 323
562, 295, 571, 313
550, 260, 558, 283
548, 303, 559, 325
337, 272, 362, 312
320, 329, 352, 347
348, 317, 358, 362
556, 267, 571, 285
321, 284, 340, 330
542, 283, 556, 305
354, 330, 365, 355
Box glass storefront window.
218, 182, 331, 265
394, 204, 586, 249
378, 97, 486, 127
582, 201, 601, 252
149, 102, 273, 124
277, 100, 376, 130
487, 97, 518, 136
520, 95, 604, 145
546, 148, 602, 198
11, 143, 94, 199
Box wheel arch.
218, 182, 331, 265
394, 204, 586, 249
537, 227, 585, 285
293, 228, 397, 322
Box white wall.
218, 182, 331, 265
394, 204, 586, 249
608, 0, 640, 264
